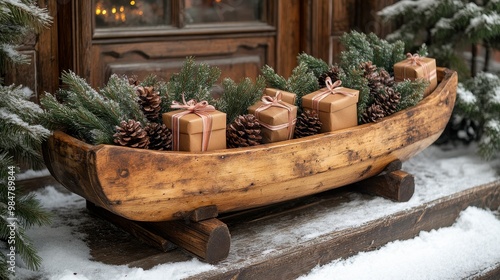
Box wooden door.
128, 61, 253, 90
53, 0, 303, 88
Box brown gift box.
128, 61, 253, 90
163, 110, 226, 152
263, 88, 297, 105
302, 86, 359, 133
394, 54, 437, 97
248, 100, 298, 143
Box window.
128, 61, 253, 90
94, 0, 266, 31
95, 0, 171, 28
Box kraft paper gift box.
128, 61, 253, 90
163, 109, 226, 152
302, 79, 359, 133
394, 53, 437, 97
263, 88, 297, 105
247, 94, 298, 144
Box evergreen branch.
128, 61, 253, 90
297, 52, 329, 78
338, 67, 370, 122
286, 62, 319, 109
261, 65, 287, 89
166, 57, 221, 110
394, 79, 427, 111
478, 119, 500, 160
99, 74, 146, 124
215, 76, 266, 124
2, 0, 52, 32
0, 255, 10, 279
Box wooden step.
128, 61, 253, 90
78, 180, 499, 279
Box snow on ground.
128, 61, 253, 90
298, 207, 500, 280
11, 143, 500, 280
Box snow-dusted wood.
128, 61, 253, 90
43, 68, 457, 222
352, 160, 415, 202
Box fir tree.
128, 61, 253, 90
0, 0, 52, 69
164, 57, 221, 110
379, 0, 500, 76
0, 1, 52, 278
379, 0, 500, 158
455, 72, 500, 159
214, 76, 266, 124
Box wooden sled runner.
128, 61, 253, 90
43, 68, 457, 263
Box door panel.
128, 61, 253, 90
93, 36, 275, 84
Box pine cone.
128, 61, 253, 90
318, 65, 342, 87
136, 86, 161, 121
113, 119, 150, 149
379, 68, 394, 87
361, 61, 385, 96
227, 114, 262, 148
294, 109, 322, 138
145, 122, 172, 151
375, 87, 401, 116
128, 75, 139, 86
361, 104, 386, 124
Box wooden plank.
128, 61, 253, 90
187, 180, 500, 280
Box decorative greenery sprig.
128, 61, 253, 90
297, 52, 329, 79
214, 76, 266, 124
41, 71, 146, 145
261, 62, 319, 110
164, 57, 221, 109
339, 31, 406, 75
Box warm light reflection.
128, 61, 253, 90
95, 0, 168, 27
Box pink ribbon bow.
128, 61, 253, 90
403, 53, 436, 82
254, 91, 297, 140
405, 53, 423, 66
311, 77, 355, 112
170, 94, 215, 151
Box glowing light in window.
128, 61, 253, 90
111, 7, 116, 13
119, 6, 124, 12
130, 0, 135, 5
96, 8, 101, 15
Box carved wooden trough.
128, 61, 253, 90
43, 68, 457, 263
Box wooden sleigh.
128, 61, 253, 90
43, 68, 457, 263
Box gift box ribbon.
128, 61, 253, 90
311, 77, 355, 112
254, 91, 297, 140
170, 94, 215, 151
402, 53, 436, 82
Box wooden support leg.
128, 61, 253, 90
86, 201, 176, 252
149, 219, 231, 264
86, 201, 231, 264
352, 160, 415, 202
